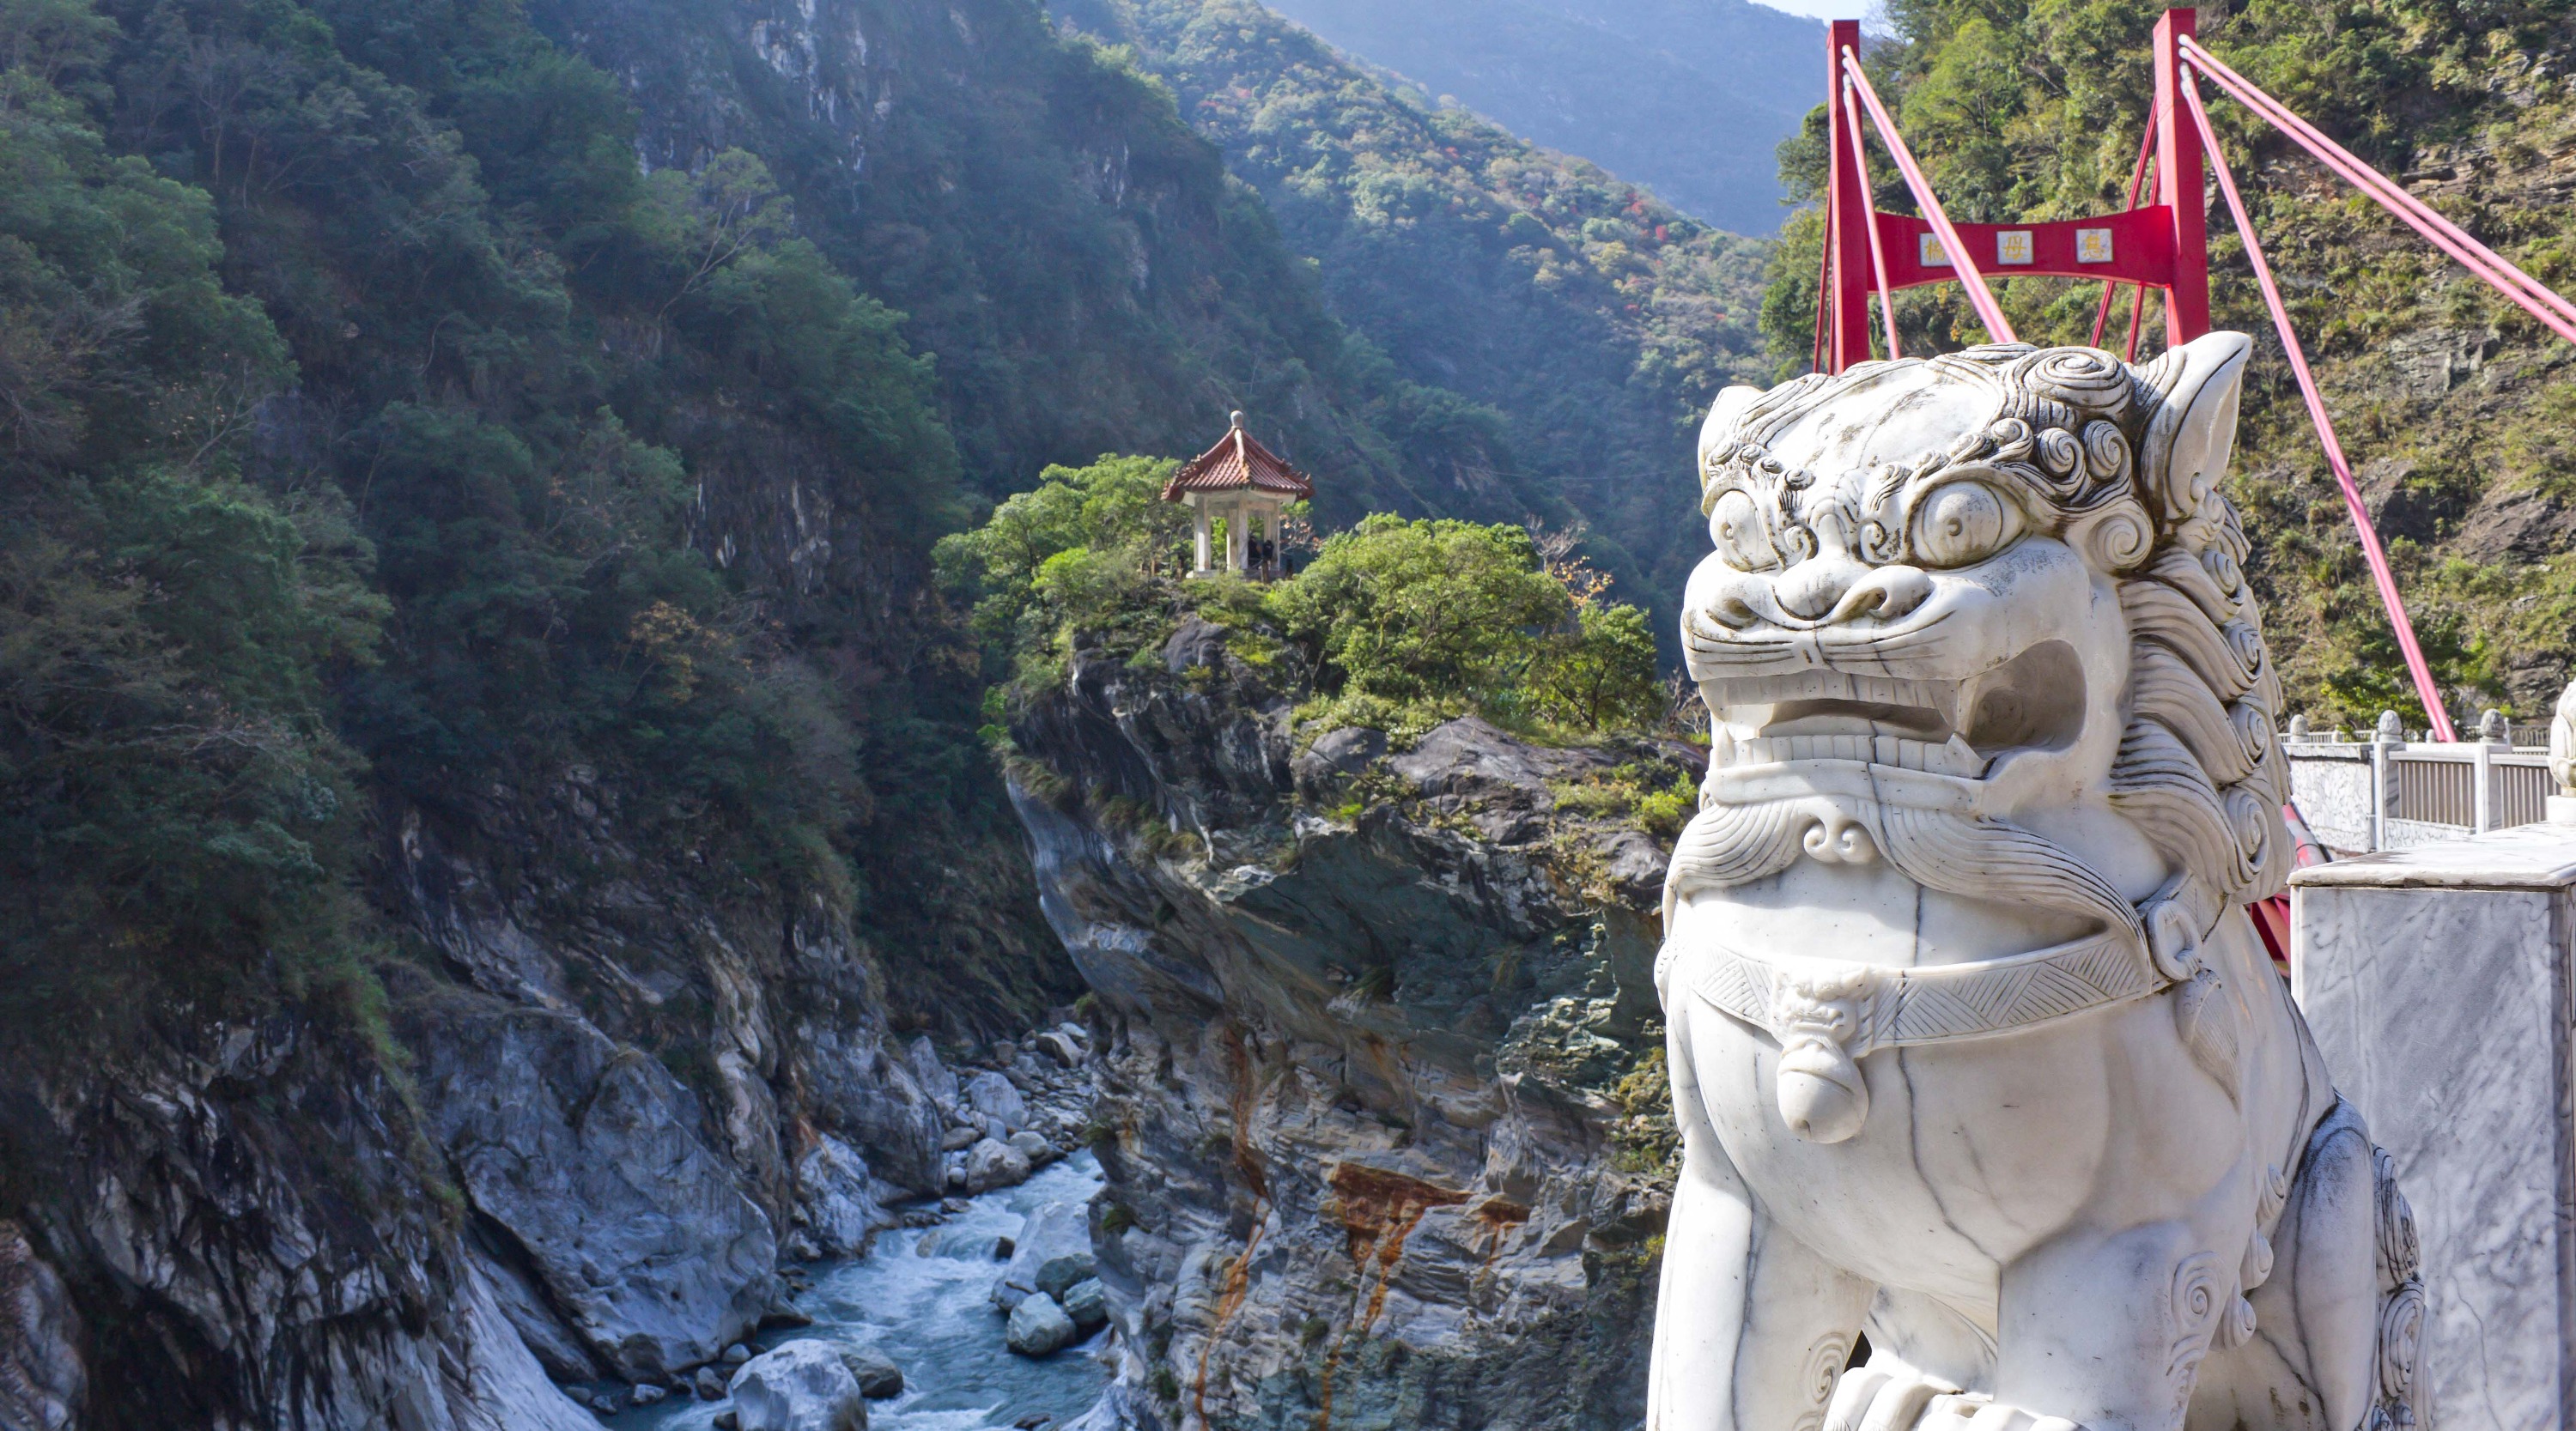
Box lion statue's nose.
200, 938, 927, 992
1772, 558, 1932, 624
1774, 555, 1866, 620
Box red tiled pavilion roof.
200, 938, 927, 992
1160, 412, 1315, 500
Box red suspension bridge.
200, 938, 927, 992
1810, 7, 2576, 747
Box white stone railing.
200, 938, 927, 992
2281, 726, 2558, 854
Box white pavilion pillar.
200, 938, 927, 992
1225, 499, 1248, 573
1192, 496, 1212, 573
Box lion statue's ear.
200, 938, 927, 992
2135, 332, 2253, 534
1698, 385, 1765, 469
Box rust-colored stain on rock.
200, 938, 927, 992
1312, 1162, 1470, 1431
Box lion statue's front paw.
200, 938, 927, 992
1825, 1367, 2081, 1431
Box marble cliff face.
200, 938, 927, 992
1653, 337, 2424, 1431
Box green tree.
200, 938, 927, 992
1534, 602, 1663, 732
1265, 515, 1571, 711
0, 0, 380, 1037
933, 453, 1187, 646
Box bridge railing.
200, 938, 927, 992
2281, 729, 2558, 853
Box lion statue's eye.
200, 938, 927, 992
1910, 482, 2020, 567
1710, 489, 1778, 572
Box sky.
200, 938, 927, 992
1747, 0, 1882, 24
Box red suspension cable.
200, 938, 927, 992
2178, 65, 2458, 740
2181, 39, 2576, 346
1839, 50, 2019, 345
1811, 217, 1833, 374
1840, 77, 1905, 360
2090, 118, 2159, 350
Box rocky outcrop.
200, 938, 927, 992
0, 1222, 81, 1431
399, 986, 782, 1380
374, 764, 1079, 1391
1009, 640, 1693, 1431
0, 1018, 596, 1431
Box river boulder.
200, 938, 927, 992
962, 1137, 1031, 1192
1060, 1278, 1109, 1332
1034, 1249, 1097, 1301
839, 1343, 904, 1398
962, 1071, 1028, 1131
728, 1342, 866, 1431
990, 1202, 1090, 1312
1005, 1294, 1075, 1357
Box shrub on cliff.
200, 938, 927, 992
943, 468, 1667, 738
933, 454, 1188, 671
1268, 515, 1664, 737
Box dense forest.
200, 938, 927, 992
1057, 0, 1774, 628
0, 0, 1741, 1418
1762, 0, 2576, 724
0, 0, 1691, 1053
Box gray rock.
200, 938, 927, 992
990, 1202, 1090, 1312
407, 992, 778, 1379
963, 1137, 1031, 1192
632, 1382, 669, 1406
728, 1342, 867, 1431
1035, 1250, 1097, 1301
939, 1125, 981, 1152
721, 1343, 753, 1367
906, 1035, 960, 1107
962, 1071, 1028, 1131
590, 1391, 626, 1413
1005, 1295, 1076, 1357
793, 1135, 886, 1260
0, 1224, 85, 1431
1292, 725, 1388, 797
1031, 1030, 1084, 1067
714, 1412, 740, 1431
1391, 717, 1607, 803
1005, 1130, 1053, 1163
1060, 1278, 1109, 1332
838, 1343, 904, 1398
1005, 658, 1686, 1431
1163, 615, 1229, 672
1054, 1022, 1095, 1055
696, 1366, 729, 1400
468, 1244, 602, 1382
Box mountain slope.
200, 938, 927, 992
1759, 0, 2576, 725
0, 0, 1677, 1418
518, 0, 1572, 534
1059, 0, 1774, 627
1247, 0, 1819, 236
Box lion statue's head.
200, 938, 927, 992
1668, 333, 2287, 987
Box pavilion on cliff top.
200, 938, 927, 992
1160, 411, 1312, 579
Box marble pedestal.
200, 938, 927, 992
2293, 825, 2576, 1431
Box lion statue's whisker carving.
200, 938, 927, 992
1650, 337, 2421, 1431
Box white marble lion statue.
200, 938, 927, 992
1651, 335, 2421, 1431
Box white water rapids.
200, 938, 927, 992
614, 1153, 1113, 1431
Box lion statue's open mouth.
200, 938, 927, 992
1649, 335, 2422, 1431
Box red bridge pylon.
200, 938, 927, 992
1807, 7, 2576, 743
